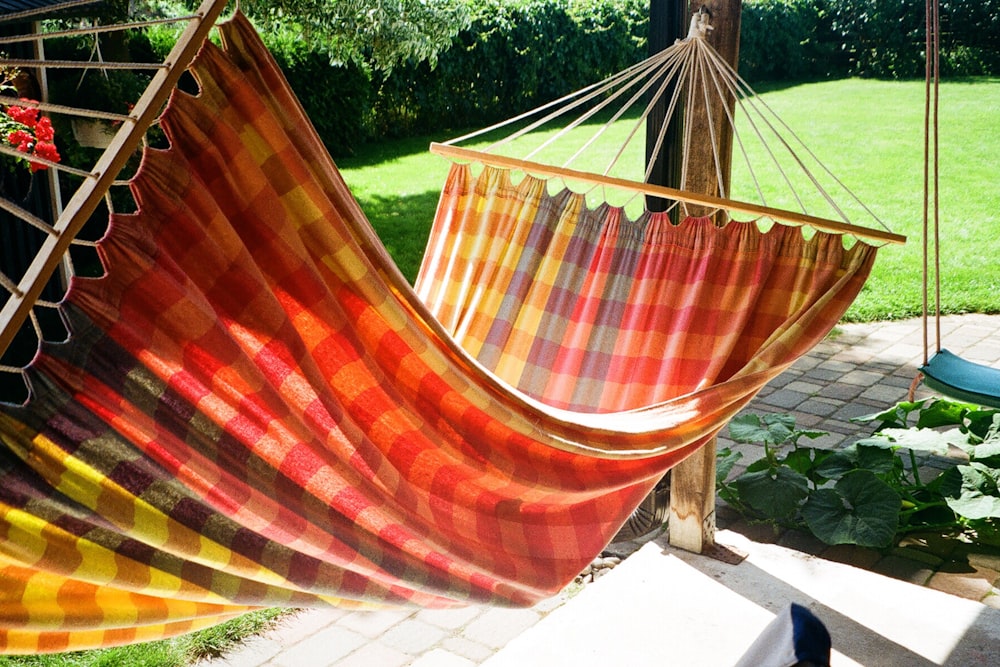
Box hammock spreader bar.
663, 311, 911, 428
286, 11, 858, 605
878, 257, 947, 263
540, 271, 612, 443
430, 143, 906, 246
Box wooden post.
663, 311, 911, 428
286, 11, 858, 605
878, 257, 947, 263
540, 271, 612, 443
667, 0, 742, 554
645, 0, 687, 214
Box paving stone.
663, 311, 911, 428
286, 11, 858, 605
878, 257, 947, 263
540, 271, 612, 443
334, 642, 412, 667
802, 367, 848, 382
764, 372, 801, 389
897, 532, 961, 560
784, 380, 824, 395
204, 635, 284, 667
891, 545, 945, 568
871, 554, 935, 585
379, 619, 449, 654
816, 383, 866, 401
790, 354, 822, 371
461, 608, 542, 649
531, 590, 574, 614
859, 383, 909, 404
337, 609, 411, 638
982, 593, 1000, 610
804, 431, 851, 450
796, 398, 841, 417
441, 636, 494, 663
269, 626, 367, 667
791, 412, 824, 428
966, 550, 1000, 572
410, 649, 477, 667
269, 609, 346, 647
927, 561, 999, 601
816, 359, 856, 373
776, 529, 827, 556
819, 544, 882, 569
832, 401, 887, 422
759, 389, 810, 409
415, 605, 483, 631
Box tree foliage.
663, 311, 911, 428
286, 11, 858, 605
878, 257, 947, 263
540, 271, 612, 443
237, 0, 471, 72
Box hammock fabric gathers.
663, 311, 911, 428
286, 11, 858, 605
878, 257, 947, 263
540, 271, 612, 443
417, 165, 877, 412
0, 13, 877, 653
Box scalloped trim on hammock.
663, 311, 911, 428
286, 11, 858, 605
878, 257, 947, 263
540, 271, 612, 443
431, 143, 906, 247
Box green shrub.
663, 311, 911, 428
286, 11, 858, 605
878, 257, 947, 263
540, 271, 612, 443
371, 0, 648, 138
264, 30, 372, 156
739, 0, 840, 81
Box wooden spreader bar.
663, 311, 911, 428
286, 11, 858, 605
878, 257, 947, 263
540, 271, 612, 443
430, 143, 906, 247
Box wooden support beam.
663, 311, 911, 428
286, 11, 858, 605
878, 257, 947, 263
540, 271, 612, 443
667, 0, 742, 554
0, 0, 229, 361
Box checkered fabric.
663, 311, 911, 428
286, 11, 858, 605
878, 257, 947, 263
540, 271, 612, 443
0, 12, 878, 653
416, 165, 878, 412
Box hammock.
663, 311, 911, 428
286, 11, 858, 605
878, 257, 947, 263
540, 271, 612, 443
0, 9, 883, 654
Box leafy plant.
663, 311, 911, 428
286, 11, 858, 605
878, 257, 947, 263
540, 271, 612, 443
718, 399, 1000, 549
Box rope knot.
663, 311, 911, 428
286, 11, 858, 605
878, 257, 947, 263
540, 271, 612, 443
686, 7, 713, 41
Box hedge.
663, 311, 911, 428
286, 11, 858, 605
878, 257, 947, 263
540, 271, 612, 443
137, 0, 1000, 156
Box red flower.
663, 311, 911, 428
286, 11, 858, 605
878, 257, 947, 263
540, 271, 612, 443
6, 102, 38, 128
7, 129, 32, 151
32, 140, 60, 171
34, 116, 54, 142
2, 96, 58, 173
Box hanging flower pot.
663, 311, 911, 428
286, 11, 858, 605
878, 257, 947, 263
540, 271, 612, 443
71, 118, 117, 148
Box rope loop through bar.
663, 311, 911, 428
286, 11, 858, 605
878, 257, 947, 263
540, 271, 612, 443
433, 8, 902, 247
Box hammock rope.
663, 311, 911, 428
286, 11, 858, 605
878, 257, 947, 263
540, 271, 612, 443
436, 10, 903, 247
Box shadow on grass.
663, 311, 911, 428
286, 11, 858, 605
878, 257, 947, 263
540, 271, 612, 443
355, 190, 441, 284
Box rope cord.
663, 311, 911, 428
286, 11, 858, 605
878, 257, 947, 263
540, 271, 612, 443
922, 0, 942, 364
0, 15, 199, 46
440, 9, 893, 238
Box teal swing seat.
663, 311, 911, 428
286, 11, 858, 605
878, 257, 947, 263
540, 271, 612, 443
920, 349, 1000, 410
913, 7, 1000, 411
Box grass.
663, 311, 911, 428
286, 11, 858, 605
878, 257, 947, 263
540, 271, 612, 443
339, 76, 1000, 322
0, 609, 290, 667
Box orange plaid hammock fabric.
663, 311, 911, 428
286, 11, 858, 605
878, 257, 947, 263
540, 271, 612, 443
0, 13, 878, 654
416, 165, 878, 412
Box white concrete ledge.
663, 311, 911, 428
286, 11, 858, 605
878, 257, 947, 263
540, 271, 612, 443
484, 530, 1000, 667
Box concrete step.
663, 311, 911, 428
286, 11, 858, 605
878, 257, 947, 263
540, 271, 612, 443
483, 530, 1000, 666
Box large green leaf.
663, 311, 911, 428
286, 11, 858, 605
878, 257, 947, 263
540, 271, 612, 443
733, 467, 809, 521
966, 411, 1000, 442
874, 428, 959, 455
729, 413, 795, 446
969, 416, 1000, 463
716, 447, 743, 484
852, 400, 927, 429
915, 399, 975, 429
815, 443, 896, 478
943, 464, 1000, 520
801, 470, 900, 548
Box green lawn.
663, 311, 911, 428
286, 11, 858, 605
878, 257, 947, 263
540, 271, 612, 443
340, 76, 1000, 322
